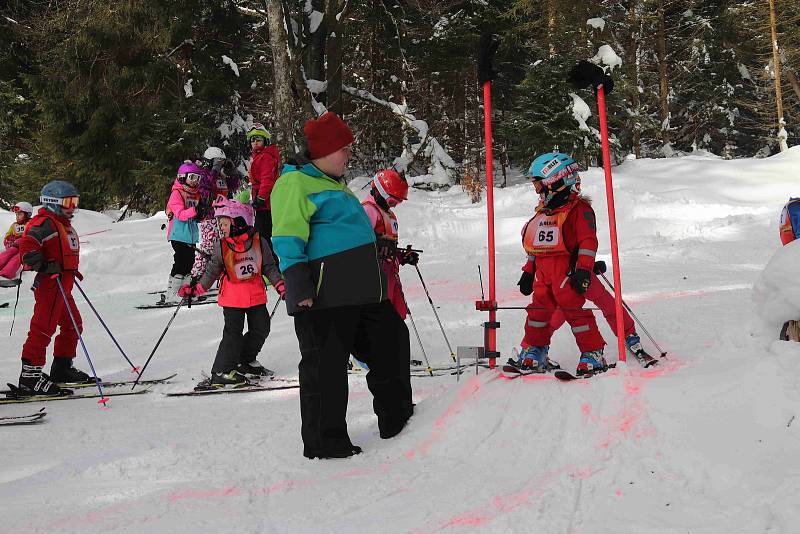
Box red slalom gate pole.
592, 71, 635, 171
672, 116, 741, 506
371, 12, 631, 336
595, 84, 626, 364
482, 80, 498, 369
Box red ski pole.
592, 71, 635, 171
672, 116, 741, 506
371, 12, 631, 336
477, 32, 501, 369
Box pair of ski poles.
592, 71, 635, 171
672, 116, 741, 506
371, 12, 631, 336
133, 279, 283, 389
50, 274, 139, 404
397, 247, 456, 373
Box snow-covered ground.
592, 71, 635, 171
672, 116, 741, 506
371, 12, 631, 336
2, 148, 800, 533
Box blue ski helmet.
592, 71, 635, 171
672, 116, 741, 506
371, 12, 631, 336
40, 180, 80, 218
526, 152, 580, 204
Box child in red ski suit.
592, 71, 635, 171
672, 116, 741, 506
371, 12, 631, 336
16, 181, 95, 397
0, 202, 33, 281
513, 152, 607, 376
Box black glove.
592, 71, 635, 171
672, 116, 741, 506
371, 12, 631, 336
40, 261, 62, 274
252, 196, 266, 210
567, 60, 614, 95
570, 268, 592, 294
477, 32, 500, 84
194, 196, 212, 220
400, 249, 419, 266
593, 260, 606, 275
517, 271, 534, 296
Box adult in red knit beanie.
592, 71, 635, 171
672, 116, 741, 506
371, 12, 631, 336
246, 123, 281, 253
270, 112, 413, 459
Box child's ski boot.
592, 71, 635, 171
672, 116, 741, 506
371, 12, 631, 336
625, 333, 657, 367
576, 349, 608, 376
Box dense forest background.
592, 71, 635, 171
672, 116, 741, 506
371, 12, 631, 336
1, 0, 798, 213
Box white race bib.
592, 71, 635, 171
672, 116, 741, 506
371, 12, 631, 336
235, 259, 257, 280
533, 226, 560, 247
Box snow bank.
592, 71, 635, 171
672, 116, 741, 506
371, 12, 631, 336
753, 240, 800, 325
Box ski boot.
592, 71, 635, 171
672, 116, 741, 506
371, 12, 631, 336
209, 369, 250, 389
509, 346, 551, 373
238, 360, 275, 379
159, 274, 184, 305
576, 349, 608, 376
16, 363, 72, 397
49, 357, 95, 384
625, 333, 657, 367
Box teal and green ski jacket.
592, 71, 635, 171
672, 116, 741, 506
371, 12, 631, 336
270, 155, 387, 315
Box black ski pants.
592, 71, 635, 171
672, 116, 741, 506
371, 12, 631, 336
254, 209, 279, 265
293, 300, 413, 456
212, 303, 270, 374
170, 241, 196, 277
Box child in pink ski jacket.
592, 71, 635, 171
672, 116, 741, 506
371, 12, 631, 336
179, 199, 284, 389
0, 202, 33, 280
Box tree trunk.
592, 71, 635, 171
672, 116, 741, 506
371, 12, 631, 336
325, 0, 343, 115
303, 0, 326, 85
547, 0, 557, 58
655, 0, 671, 146
787, 69, 800, 101
627, 1, 641, 158
266, 0, 296, 148
768, 0, 786, 151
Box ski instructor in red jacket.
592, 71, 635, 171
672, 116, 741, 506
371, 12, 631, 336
247, 123, 281, 257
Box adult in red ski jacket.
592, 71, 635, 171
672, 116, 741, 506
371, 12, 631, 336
16, 181, 95, 397
246, 123, 281, 250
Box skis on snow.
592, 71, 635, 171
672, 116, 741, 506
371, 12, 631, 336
166, 382, 299, 397
554, 363, 617, 381
0, 373, 177, 396
136, 299, 217, 310
1, 385, 152, 404
0, 407, 46, 426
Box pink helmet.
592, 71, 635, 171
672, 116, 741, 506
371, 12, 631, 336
177, 160, 204, 187
214, 198, 254, 227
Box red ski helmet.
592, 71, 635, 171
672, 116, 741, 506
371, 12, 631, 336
371, 169, 408, 201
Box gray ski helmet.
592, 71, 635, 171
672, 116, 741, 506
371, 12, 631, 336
40, 180, 80, 217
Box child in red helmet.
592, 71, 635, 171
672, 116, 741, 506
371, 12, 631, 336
361, 169, 415, 319
178, 199, 285, 389
0, 202, 33, 281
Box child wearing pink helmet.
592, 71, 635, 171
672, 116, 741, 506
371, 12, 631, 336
161, 160, 202, 304
179, 199, 285, 388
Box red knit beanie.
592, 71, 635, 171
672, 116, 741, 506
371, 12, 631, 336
304, 112, 354, 159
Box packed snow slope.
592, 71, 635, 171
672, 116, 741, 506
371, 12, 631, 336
2, 148, 800, 533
